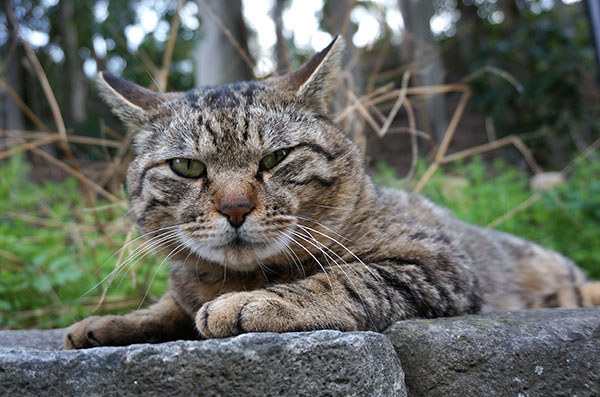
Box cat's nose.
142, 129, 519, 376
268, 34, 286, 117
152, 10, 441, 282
217, 189, 254, 228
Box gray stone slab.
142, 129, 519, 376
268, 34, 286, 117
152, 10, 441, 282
385, 307, 600, 397
0, 328, 65, 351
0, 330, 406, 397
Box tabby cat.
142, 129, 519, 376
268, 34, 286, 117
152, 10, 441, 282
64, 36, 600, 349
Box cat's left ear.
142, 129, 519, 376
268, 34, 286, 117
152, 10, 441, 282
279, 35, 345, 115
97, 72, 164, 130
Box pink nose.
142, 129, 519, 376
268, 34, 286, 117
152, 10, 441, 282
217, 189, 254, 228
219, 205, 252, 228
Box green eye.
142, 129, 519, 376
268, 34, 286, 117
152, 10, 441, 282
259, 148, 291, 171
168, 158, 206, 178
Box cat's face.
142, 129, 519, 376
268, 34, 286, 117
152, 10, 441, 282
101, 37, 363, 271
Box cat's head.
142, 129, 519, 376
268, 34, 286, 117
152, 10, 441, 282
99, 36, 365, 271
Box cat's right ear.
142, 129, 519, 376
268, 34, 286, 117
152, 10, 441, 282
97, 72, 162, 129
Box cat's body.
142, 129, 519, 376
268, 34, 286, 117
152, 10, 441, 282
64, 37, 599, 349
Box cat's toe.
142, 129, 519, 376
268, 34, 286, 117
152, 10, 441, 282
196, 292, 303, 338
196, 293, 251, 338
63, 316, 103, 349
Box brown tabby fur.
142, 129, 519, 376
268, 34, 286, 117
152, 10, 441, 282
64, 37, 600, 349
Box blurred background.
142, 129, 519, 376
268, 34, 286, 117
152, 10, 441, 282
1, 0, 599, 329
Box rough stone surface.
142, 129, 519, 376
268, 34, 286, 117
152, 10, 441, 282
385, 307, 600, 397
0, 330, 405, 397
0, 328, 64, 350
2, 308, 599, 396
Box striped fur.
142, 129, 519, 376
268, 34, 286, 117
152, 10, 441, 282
64, 37, 599, 349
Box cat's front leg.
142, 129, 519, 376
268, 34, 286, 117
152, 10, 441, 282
64, 291, 198, 349
196, 257, 482, 338
195, 267, 373, 338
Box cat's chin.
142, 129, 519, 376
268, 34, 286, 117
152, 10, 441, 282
182, 235, 291, 272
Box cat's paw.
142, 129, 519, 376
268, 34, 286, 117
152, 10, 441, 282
63, 315, 134, 349
196, 291, 303, 338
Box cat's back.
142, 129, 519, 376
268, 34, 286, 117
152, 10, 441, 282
369, 186, 584, 312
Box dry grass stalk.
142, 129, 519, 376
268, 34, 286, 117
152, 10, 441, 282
0, 136, 58, 160
345, 88, 381, 132
413, 87, 471, 194
402, 98, 419, 180
562, 136, 600, 175
30, 147, 123, 205
6, 4, 98, 214
486, 192, 543, 229
441, 135, 543, 174
1, 129, 123, 148
94, 228, 134, 311
0, 76, 49, 132
463, 65, 524, 93
378, 71, 411, 137
333, 82, 394, 124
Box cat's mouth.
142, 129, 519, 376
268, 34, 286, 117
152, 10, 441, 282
214, 235, 264, 250
180, 228, 293, 271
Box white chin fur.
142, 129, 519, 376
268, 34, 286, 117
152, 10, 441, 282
180, 231, 292, 272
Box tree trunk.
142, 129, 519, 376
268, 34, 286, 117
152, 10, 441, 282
273, 0, 290, 75
1, 12, 24, 132
195, 0, 253, 86
322, 0, 366, 148
58, 0, 87, 126
398, 0, 446, 143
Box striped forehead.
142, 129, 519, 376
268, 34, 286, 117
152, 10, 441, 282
182, 84, 294, 149
149, 81, 314, 167
185, 81, 264, 110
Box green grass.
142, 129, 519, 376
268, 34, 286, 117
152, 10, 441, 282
1, 154, 599, 329
0, 156, 168, 329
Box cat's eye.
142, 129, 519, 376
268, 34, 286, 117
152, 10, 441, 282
259, 148, 291, 171
168, 158, 207, 178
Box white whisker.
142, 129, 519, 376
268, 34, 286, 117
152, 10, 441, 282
283, 231, 337, 303
295, 215, 352, 242
82, 229, 180, 298
297, 224, 381, 283
137, 236, 192, 309
292, 229, 373, 322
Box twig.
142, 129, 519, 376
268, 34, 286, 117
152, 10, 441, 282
345, 89, 380, 132
0, 136, 57, 160
31, 147, 124, 205
1, 129, 124, 148
486, 192, 543, 229
441, 135, 543, 174
413, 87, 471, 194
562, 136, 600, 175
157, 0, 184, 91
0, 76, 49, 132
402, 98, 419, 180
378, 71, 411, 137
333, 82, 394, 124
463, 65, 524, 94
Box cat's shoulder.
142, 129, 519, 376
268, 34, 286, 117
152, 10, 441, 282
374, 185, 452, 219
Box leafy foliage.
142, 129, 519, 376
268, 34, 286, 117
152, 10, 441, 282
449, 5, 599, 166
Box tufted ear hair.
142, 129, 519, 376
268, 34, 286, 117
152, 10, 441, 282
97, 72, 169, 130
277, 35, 345, 115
